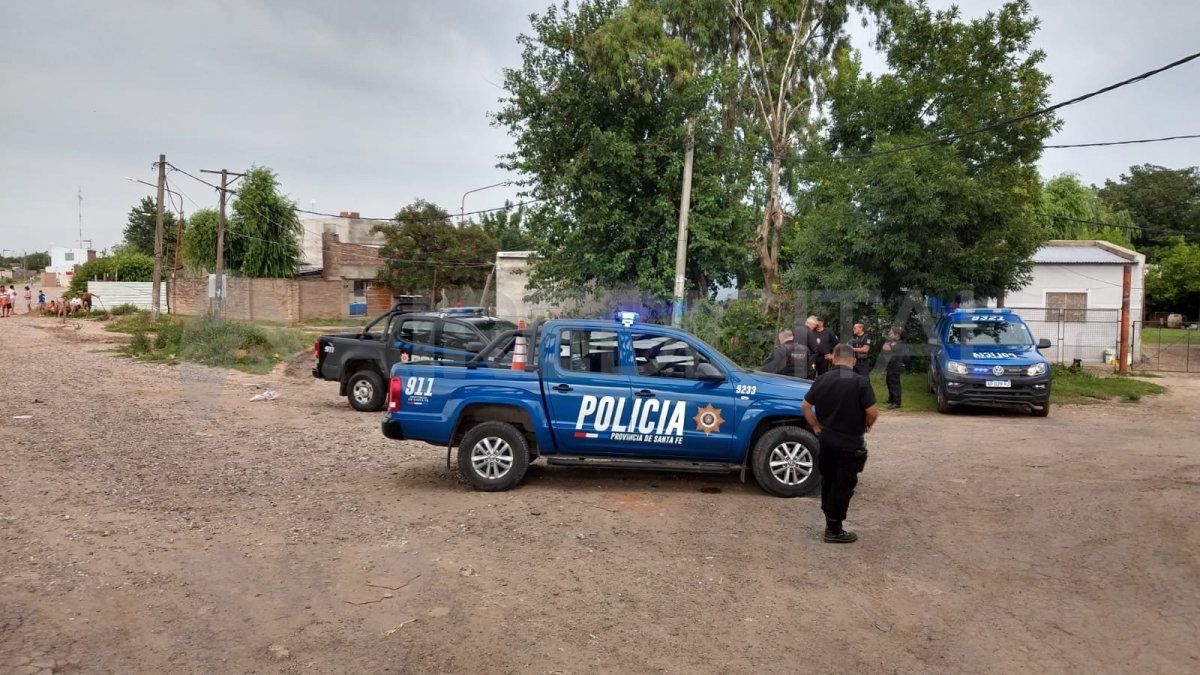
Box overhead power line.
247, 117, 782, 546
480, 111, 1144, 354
813, 49, 1200, 162
1045, 133, 1200, 149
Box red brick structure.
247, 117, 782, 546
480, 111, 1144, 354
320, 231, 382, 281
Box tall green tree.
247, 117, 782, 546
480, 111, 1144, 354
1097, 164, 1200, 257
494, 0, 756, 301
230, 167, 302, 278
122, 196, 179, 262
786, 0, 1055, 305
179, 208, 228, 272
374, 200, 496, 293
1037, 174, 1133, 248
727, 0, 854, 306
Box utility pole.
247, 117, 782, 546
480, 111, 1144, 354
1118, 264, 1132, 374
151, 154, 166, 320
200, 169, 246, 315
671, 120, 695, 327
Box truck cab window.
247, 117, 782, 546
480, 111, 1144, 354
559, 330, 620, 375
632, 333, 715, 379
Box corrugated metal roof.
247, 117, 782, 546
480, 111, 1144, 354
1032, 246, 1129, 264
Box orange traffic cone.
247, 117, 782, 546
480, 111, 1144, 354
513, 319, 527, 371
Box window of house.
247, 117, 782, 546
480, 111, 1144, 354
558, 330, 621, 375
352, 280, 366, 297
1045, 292, 1087, 322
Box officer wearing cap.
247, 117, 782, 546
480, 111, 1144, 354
802, 344, 879, 543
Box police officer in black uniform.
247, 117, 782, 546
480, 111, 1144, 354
802, 344, 879, 543
760, 329, 795, 375
849, 322, 871, 377
881, 327, 910, 409
791, 316, 819, 379
812, 317, 838, 377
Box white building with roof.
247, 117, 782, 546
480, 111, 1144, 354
993, 240, 1145, 364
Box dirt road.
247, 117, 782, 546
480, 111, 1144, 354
2, 316, 1198, 673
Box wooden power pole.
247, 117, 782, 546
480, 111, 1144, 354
1118, 264, 1132, 373
671, 120, 694, 327
200, 168, 245, 315
151, 154, 166, 320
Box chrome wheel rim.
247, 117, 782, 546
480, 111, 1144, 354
470, 437, 514, 479
352, 380, 374, 404
769, 442, 813, 486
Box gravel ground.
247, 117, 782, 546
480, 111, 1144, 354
1, 315, 1198, 674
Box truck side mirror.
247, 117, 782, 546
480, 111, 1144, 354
1037, 338, 1052, 350
695, 362, 725, 382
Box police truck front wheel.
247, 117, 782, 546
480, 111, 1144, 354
935, 384, 953, 414
347, 370, 386, 412
751, 426, 821, 498
1032, 401, 1051, 417
457, 421, 530, 492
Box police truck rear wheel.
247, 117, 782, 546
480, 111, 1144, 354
751, 426, 820, 498
457, 421, 529, 492
347, 370, 386, 412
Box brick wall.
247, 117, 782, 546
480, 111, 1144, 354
365, 284, 394, 315
322, 231, 382, 281
171, 276, 351, 323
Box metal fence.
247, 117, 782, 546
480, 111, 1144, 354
1008, 306, 1127, 367
1135, 320, 1200, 372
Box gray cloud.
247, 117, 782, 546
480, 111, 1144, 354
2, 0, 1198, 253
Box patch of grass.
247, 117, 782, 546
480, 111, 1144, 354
1140, 326, 1199, 346
112, 312, 306, 373
866, 367, 1166, 413
868, 372, 936, 412
108, 303, 140, 316
1051, 367, 1165, 404
300, 316, 371, 328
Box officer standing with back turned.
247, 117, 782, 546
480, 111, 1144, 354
802, 344, 879, 543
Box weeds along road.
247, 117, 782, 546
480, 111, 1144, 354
2, 316, 1198, 673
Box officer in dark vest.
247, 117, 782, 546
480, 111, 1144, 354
791, 315, 819, 379
802, 344, 879, 543
760, 329, 795, 375
849, 322, 871, 377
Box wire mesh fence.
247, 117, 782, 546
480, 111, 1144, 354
1136, 320, 1200, 372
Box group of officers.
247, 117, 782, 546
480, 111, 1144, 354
759, 315, 911, 544
760, 315, 908, 408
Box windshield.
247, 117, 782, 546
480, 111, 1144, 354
467, 319, 518, 340
947, 321, 1034, 347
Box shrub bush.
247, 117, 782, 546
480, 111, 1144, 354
109, 303, 139, 316
128, 331, 151, 354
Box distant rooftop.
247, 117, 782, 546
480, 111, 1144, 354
1032, 240, 1141, 265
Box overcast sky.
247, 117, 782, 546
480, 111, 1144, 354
1, 0, 1198, 254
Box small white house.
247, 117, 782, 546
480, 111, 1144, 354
46, 246, 93, 287
994, 240, 1145, 364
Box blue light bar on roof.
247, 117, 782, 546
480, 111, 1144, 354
442, 307, 486, 316
616, 311, 640, 327
972, 307, 1010, 314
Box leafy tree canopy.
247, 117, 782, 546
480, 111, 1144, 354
122, 196, 179, 262
180, 208, 227, 273
477, 202, 541, 252
786, 0, 1055, 305
495, 0, 756, 301
374, 200, 496, 293
231, 167, 302, 278
1037, 174, 1133, 248
66, 250, 155, 297
1097, 164, 1200, 258
1145, 238, 1200, 318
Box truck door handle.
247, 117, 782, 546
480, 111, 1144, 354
553, 384, 573, 393
634, 389, 655, 398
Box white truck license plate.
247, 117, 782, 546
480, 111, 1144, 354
985, 380, 1012, 388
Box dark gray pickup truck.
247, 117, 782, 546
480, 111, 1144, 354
313, 306, 517, 411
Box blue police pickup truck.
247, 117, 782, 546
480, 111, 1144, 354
927, 308, 1054, 416
380, 312, 821, 497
